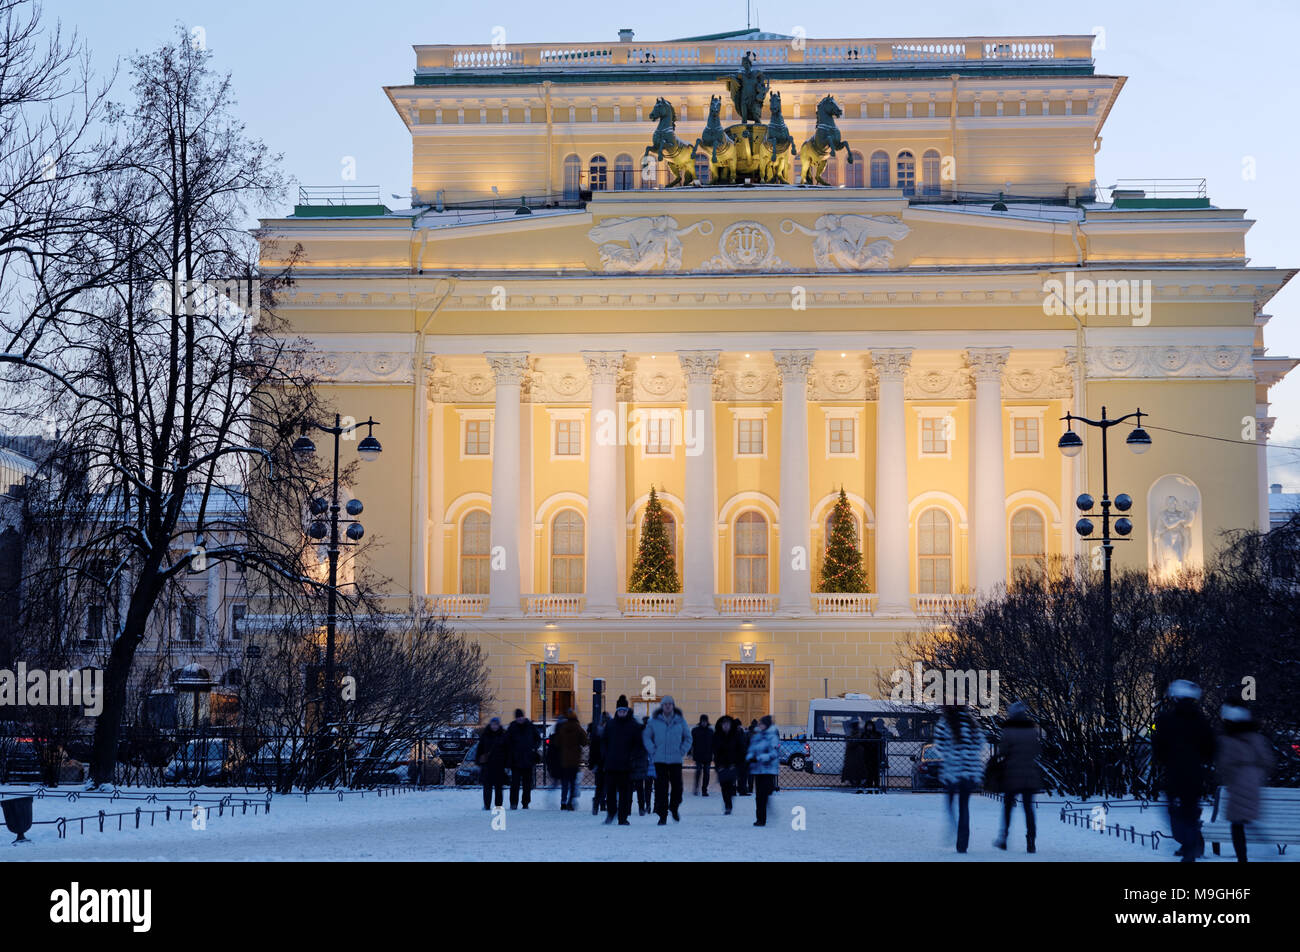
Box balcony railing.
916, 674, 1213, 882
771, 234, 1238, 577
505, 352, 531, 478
427, 594, 488, 618
910, 593, 977, 616
811, 593, 879, 616
619, 593, 683, 617
416, 35, 1094, 74
522, 594, 586, 617
714, 593, 779, 615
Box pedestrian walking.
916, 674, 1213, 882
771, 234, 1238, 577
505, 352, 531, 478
504, 709, 540, 809
736, 721, 754, 795
934, 704, 986, 853
746, 715, 781, 826
863, 720, 884, 790
476, 716, 509, 811
601, 696, 641, 825
644, 695, 692, 824
554, 708, 587, 811
691, 715, 714, 796
589, 712, 609, 815
1153, 679, 1216, 862
841, 718, 868, 791
631, 715, 653, 816
1215, 703, 1274, 862
993, 701, 1041, 854
713, 715, 742, 815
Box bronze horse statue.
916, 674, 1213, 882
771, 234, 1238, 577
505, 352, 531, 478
800, 95, 853, 186
645, 98, 698, 187
762, 91, 795, 184
696, 95, 738, 184
694, 92, 796, 185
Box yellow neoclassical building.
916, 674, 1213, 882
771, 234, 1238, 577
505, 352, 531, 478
258, 29, 1295, 727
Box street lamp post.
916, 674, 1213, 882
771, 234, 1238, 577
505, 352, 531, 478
293, 414, 382, 781
1057, 405, 1151, 793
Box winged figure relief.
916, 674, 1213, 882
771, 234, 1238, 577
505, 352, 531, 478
587, 216, 712, 273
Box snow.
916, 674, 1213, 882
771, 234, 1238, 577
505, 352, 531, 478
3, 786, 1293, 862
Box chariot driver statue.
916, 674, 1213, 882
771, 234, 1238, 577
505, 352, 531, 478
725, 52, 769, 123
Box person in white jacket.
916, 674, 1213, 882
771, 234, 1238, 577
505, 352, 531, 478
643, 695, 692, 824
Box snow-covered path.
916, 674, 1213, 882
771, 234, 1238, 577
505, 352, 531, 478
1, 786, 1286, 862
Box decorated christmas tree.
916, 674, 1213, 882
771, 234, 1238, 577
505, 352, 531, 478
819, 487, 868, 593
628, 486, 681, 593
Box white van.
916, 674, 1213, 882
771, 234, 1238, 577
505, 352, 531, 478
804, 696, 940, 785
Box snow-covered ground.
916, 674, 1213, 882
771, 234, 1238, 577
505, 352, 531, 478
1, 786, 1291, 862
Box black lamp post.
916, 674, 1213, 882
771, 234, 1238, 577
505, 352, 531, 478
1058, 405, 1151, 793
293, 414, 381, 782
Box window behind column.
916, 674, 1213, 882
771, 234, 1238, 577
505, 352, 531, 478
845, 151, 864, 188
1010, 508, 1046, 583
562, 154, 581, 200
917, 508, 952, 594
614, 153, 634, 190
551, 509, 585, 593
870, 150, 889, 188
589, 154, 608, 191
460, 509, 491, 594
896, 151, 916, 196
734, 511, 768, 593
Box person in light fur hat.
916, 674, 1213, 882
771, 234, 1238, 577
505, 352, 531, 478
1215, 702, 1274, 863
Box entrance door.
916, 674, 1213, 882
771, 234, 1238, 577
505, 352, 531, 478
530, 663, 574, 723
725, 664, 770, 726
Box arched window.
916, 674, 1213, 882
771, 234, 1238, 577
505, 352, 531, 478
551, 509, 585, 593
1010, 508, 1047, 582
460, 510, 491, 594
562, 154, 581, 201
824, 154, 839, 186
917, 508, 952, 594
870, 150, 890, 188
845, 151, 864, 188
693, 152, 710, 186
614, 154, 634, 191
896, 151, 916, 196
734, 511, 768, 594
588, 154, 608, 191
922, 149, 942, 196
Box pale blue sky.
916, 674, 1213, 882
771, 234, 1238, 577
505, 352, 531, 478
54, 0, 1300, 487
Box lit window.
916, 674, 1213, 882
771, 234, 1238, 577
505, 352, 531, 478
1013, 417, 1040, 454
922, 149, 942, 196
644, 416, 673, 455
734, 512, 768, 593
1010, 509, 1047, 582
464, 420, 491, 456
460, 510, 491, 594
870, 151, 889, 187
589, 154, 608, 191
896, 151, 916, 196
921, 417, 948, 455
917, 508, 952, 594
828, 418, 855, 455
737, 419, 764, 455
554, 419, 582, 456
551, 510, 585, 594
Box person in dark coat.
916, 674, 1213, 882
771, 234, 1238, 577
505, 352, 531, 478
476, 716, 509, 810
504, 709, 540, 809
993, 701, 1042, 853
841, 718, 868, 790
630, 715, 653, 816
712, 716, 743, 814
600, 697, 641, 825
864, 720, 884, 790
553, 708, 587, 811
1153, 679, 1216, 862
1216, 703, 1275, 862
691, 715, 714, 796
588, 712, 609, 815
736, 721, 754, 795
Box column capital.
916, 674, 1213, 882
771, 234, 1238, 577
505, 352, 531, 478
580, 350, 626, 385
677, 349, 721, 383
1258, 416, 1276, 442
964, 347, 1011, 382
870, 348, 913, 382
772, 349, 817, 381
484, 351, 530, 385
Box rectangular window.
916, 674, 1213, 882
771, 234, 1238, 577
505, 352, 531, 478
736, 419, 764, 455
921, 417, 948, 455
828, 417, 855, 455
86, 604, 104, 642
180, 605, 198, 642
464, 419, 491, 456
554, 419, 582, 456
230, 604, 246, 640
1013, 417, 1040, 455
644, 416, 673, 455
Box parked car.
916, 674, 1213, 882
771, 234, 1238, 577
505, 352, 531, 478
432, 732, 474, 769
454, 741, 481, 786
163, 737, 247, 785
912, 743, 943, 790
241, 740, 309, 788
779, 736, 812, 772
0, 737, 42, 783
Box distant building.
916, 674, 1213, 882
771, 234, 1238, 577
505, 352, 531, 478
1269, 483, 1300, 531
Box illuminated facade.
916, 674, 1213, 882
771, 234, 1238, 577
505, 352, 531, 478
258, 30, 1295, 726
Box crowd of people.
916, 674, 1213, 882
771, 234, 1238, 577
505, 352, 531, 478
475, 695, 782, 827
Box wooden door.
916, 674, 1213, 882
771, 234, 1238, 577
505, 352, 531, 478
725, 664, 769, 726
530, 664, 574, 722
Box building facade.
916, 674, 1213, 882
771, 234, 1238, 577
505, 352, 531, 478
258, 30, 1295, 727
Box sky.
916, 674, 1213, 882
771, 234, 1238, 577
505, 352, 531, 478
50, 0, 1300, 489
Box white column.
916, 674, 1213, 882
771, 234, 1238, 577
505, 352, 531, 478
872, 349, 912, 614
486, 352, 528, 615
967, 348, 1010, 593
678, 351, 720, 614
1258, 415, 1275, 532
206, 556, 221, 640
774, 350, 816, 614
582, 351, 624, 614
